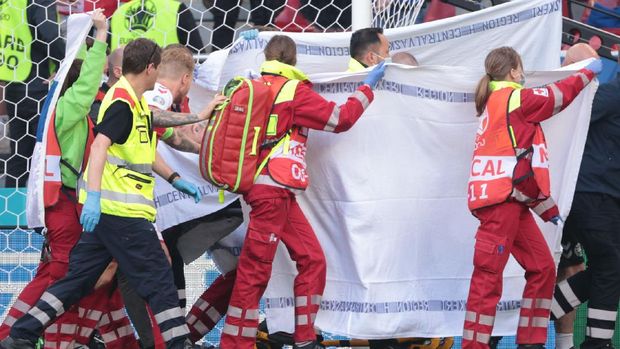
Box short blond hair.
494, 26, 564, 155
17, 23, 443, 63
159, 44, 195, 79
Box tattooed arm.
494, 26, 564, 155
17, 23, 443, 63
151, 94, 227, 127
163, 128, 202, 153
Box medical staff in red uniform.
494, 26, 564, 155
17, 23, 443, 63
462, 46, 601, 349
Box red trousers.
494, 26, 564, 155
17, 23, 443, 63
220, 185, 326, 349
0, 190, 138, 349
187, 270, 236, 343
463, 202, 556, 348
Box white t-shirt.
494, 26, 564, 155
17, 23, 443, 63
144, 82, 174, 111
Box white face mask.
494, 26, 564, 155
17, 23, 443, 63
101, 73, 109, 84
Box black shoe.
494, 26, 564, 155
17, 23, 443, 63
517, 345, 545, 349
0, 337, 36, 349
293, 341, 323, 349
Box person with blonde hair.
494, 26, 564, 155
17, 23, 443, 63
463, 46, 601, 349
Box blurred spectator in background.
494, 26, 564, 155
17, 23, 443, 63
206, 0, 285, 50
0, 0, 65, 187
110, 0, 204, 53
582, 0, 620, 34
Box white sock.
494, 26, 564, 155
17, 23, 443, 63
295, 341, 313, 347
556, 333, 574, 349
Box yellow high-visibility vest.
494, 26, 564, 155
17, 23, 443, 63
110, 0, 180, 50
79, 76, 157, 221
0, 0, 33, 82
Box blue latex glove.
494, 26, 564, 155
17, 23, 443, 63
80, 191, 101, 233
240, 29, 259, 41
550, 215, 563, 226
362, 60, 386, 88
172, 178, 202, 203
585, 59, 603, 74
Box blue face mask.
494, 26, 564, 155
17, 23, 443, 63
519, 76, 526, 86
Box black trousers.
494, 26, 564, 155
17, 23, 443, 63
552, 192, 620, 348
10, 214, 189, 349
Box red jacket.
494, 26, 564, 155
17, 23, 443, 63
509, 68, 595, 219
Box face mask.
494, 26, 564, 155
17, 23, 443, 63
519, 75, 526, 86
383, 57, 392, 64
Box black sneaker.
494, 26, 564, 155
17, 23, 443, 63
293, 341, 323, 349
0, 337, 36, 349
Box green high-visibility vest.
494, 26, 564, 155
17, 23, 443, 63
110, 0, 180, 50
0, 0, 33, 82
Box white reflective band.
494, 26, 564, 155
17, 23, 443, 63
536, 298, 552, 310
311, 295, 322, 305
222, 323, 239, 336
576, 72, 590, 87
296, 296, 308, 307
297, 315, 309, 326
206, 307, 222, 324
178, 289, 186, 300
463, 329, 474, 341
532, 197, 555, 216
13, 299, 31, 313
101, 331, 117, 343
29, 306, 51, 326
59, 341, 73, 349
241, 327, 257, 338
3, 315, 17, 327
46, 324, 58, 333
192, 319, 208, 336
186, 314, 197, 324
44, 343, 55, 349
196, 299, 209, 311
465, 311, 477, 322
352, 89, 371, 109
41, 292, 63, 313
588, 308, 617, 321
311, 313, 317, 322
60, 324, 76, 334
227, 306, 243, 319
99, 314, 110, 327
107, 154, 153, 174
160, 324, 189, 342
519, 317, 529, 327
521, 298, 533, 309
532, 317, 548, 328
78, 178, 155, 208
323, 107, 340, 132
245, 309, 259, 320
479, 314, 495, 326
511, 188, 535, 203
78, 307, 86, 318
86, 310, 102, 321
476, 333, 491, 344
116, 324, 134, 338
558, 281, 581, 307
79, 327, 92, 338
110, 309, 125, 321
154, 307, 184, 324
548, 83, 563, 115
551, 300, 566, 319
586, 326, 615, 339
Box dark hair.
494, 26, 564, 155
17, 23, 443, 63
350, 27, 384, 61
60, 59, 84, 98
122, 38, 162, 75
264, 35, 297, 66
475, 46, 523, 116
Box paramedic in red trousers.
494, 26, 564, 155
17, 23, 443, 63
0, 38, 205, 349
0, 11, 139, 349
463, 46, 601, 349
550, 50, 620, 349
219, 35, 385, 349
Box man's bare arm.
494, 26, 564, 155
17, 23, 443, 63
151, 94, 227, 127
163, 129, 201, 153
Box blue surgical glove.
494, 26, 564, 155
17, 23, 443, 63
585, 59, 603, 74
80, 191, 101, 233
362, 60, 386, 89
172, 178, 202, 203
550, 215, 563, 226
240, 29, 259, 41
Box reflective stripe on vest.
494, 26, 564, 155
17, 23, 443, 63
0, 0, 33, 82
110, 0, 180, 51
468, 85, 551, 211
78, 76, 157, 221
